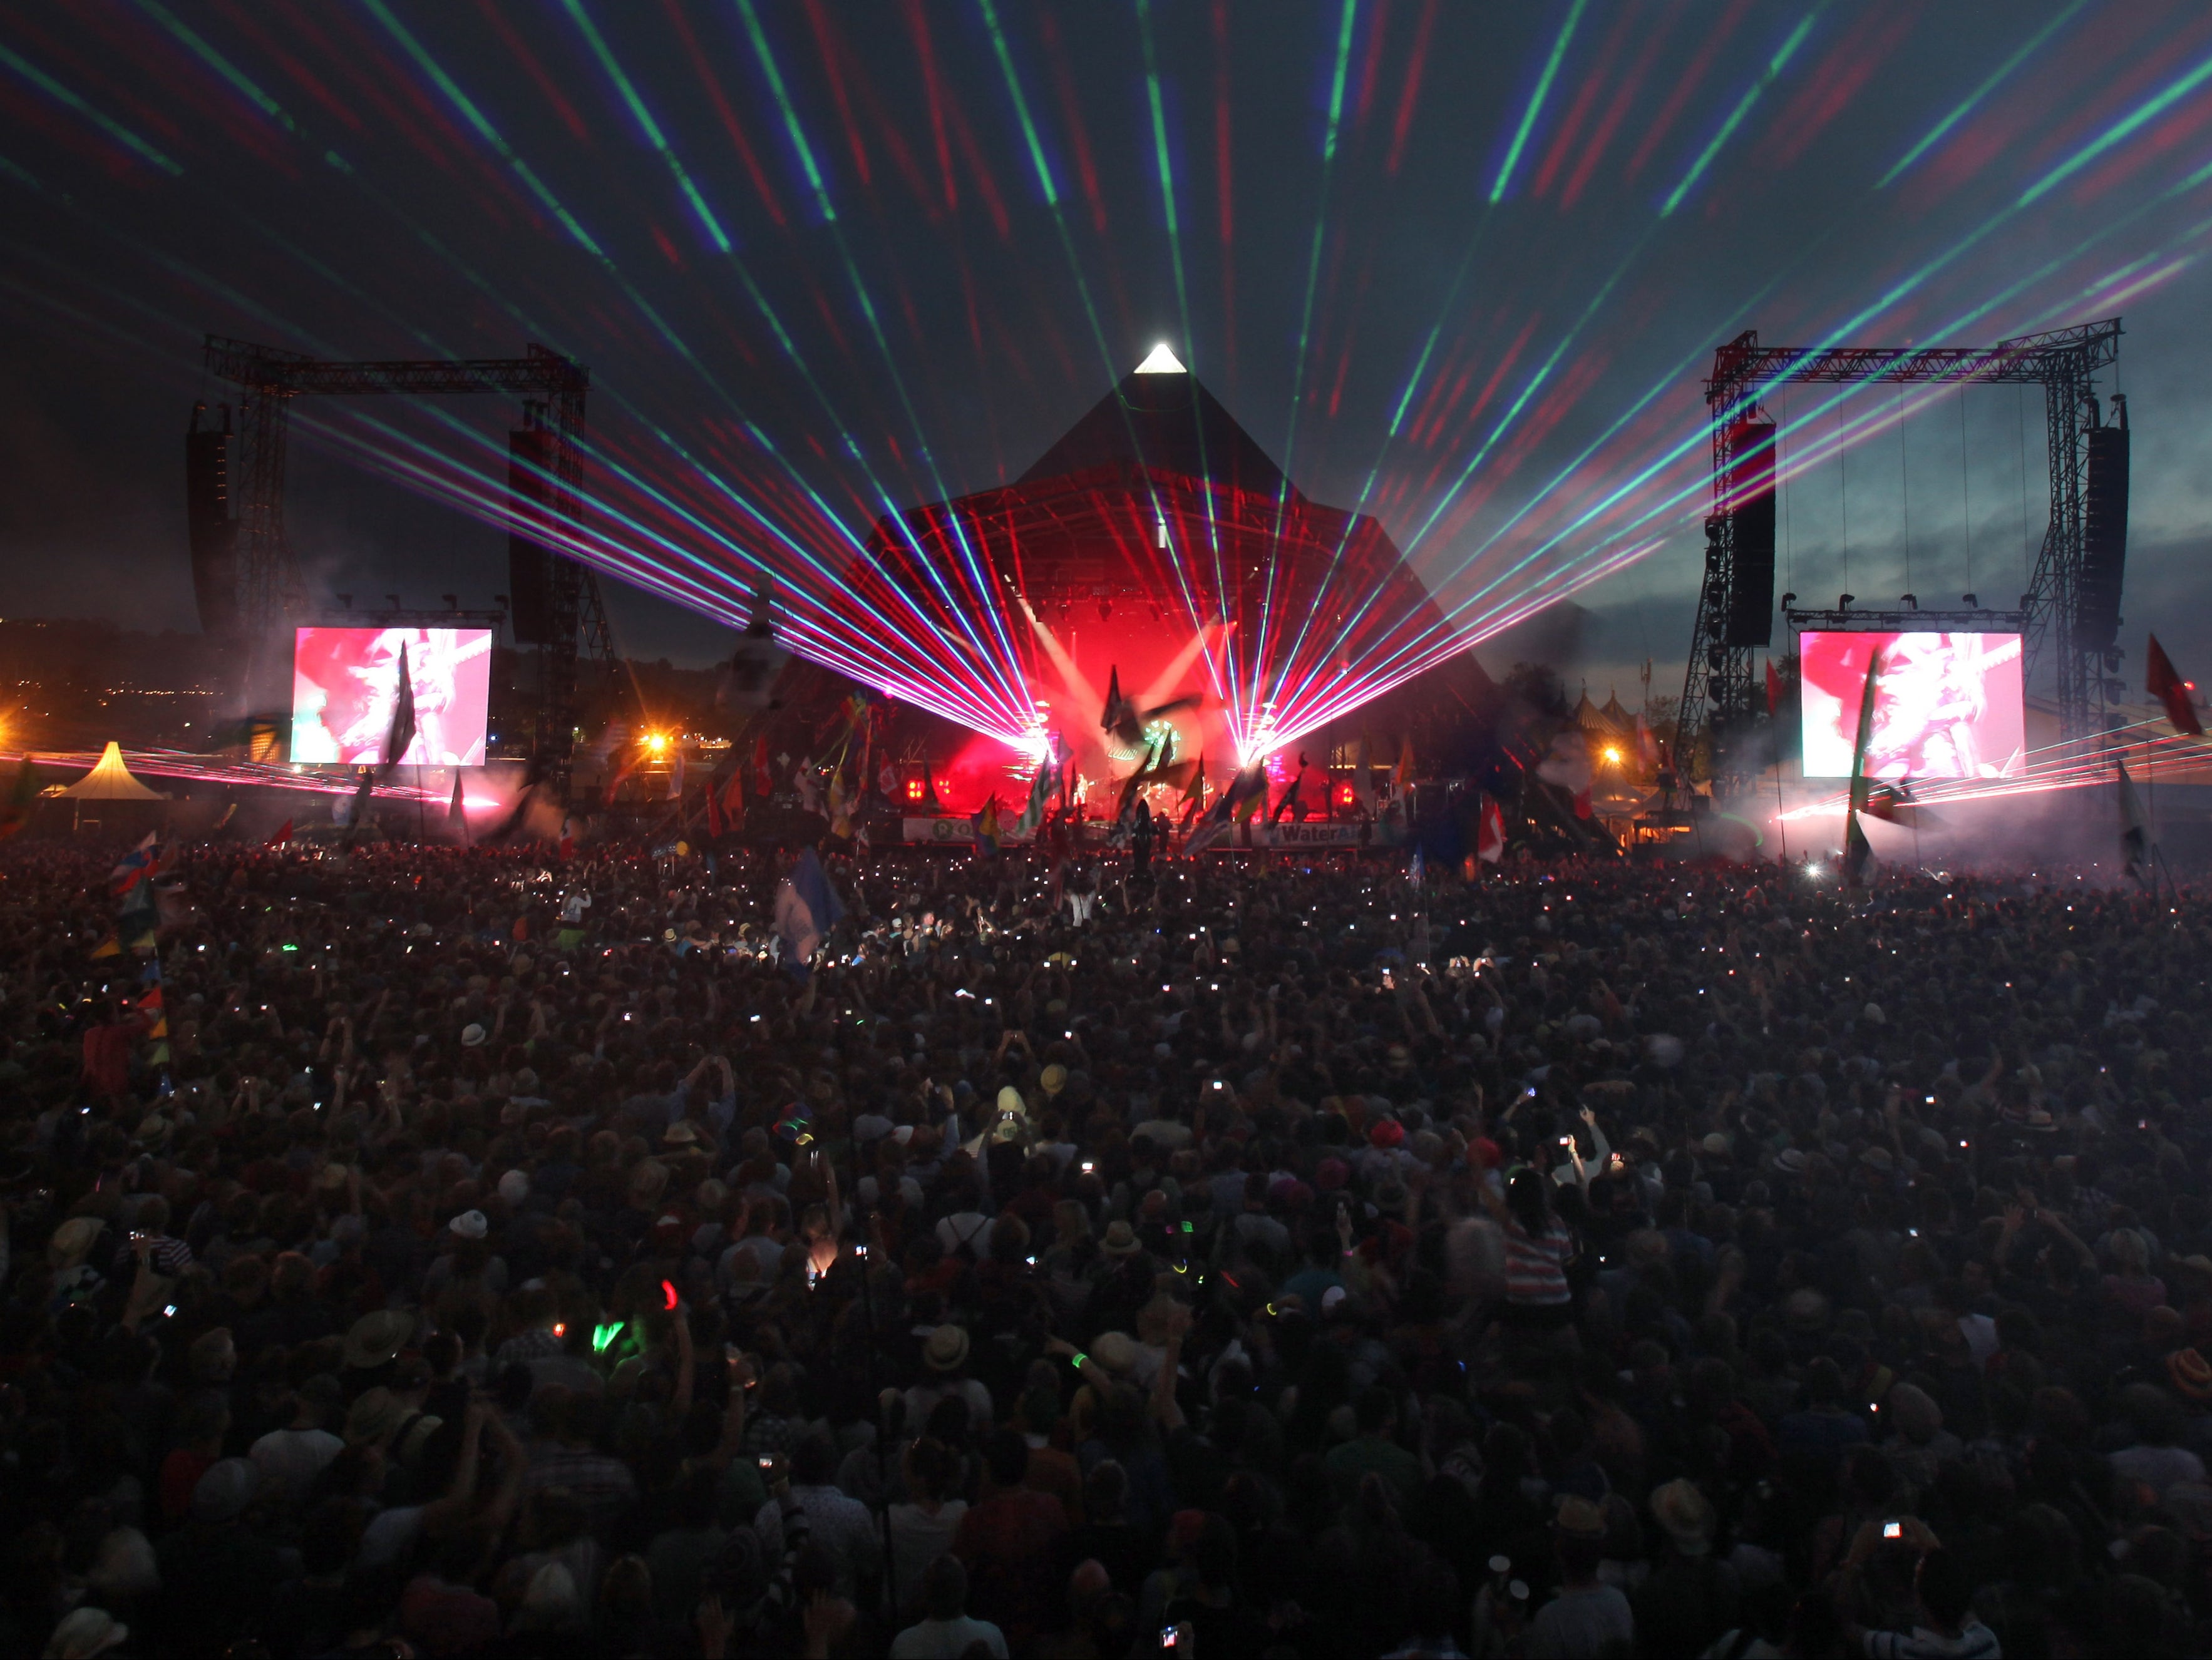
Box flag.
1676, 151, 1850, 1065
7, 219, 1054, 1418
1863, 781, 1918, 824
773, 847, 844, 970
1183, 762, 1267, 854
2119, 756, 2151, 885
794, 758, 821, 814
0, 757, 37, 841
721, 767, 745, 822
828, 769, 852, 839
1478, 795, 1506, 864
385, 640, 416, 767
108, 833, 162, 903
1765, 658, 1782, 717
2147, 635, 2204, 736
754, 736, 774, 796
1394, 736, 1414, 794
705, 781, 723, 839
267, 819, 292, 848
342, 765, 376, 839
1636, 714, 1659, 770
448, 772, 466, 826
1012, 745, 1059, 838
1409, 848, 1425, 887
109, 833, 168, 952
1842, 648, 1883, 886
878, 757, 900, 798
484, 753, 548, 844
666, 745, 686, 800
1352, 734, 1376, 812
970, 794, 1001, 856
1573, 786, 1592, 820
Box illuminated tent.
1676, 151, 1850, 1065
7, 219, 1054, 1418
50, 742, 169, 801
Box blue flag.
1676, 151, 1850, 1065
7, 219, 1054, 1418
773, 848, 845, 973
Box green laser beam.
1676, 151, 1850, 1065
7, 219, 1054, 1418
1662, 9, 1820, 218
1878, 0, 2089, 188
1492, 0, 1588, 203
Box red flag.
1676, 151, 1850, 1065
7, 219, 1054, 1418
2147, 634, 2204, 736
267, 819, 293, 847
705, 784, 723, 839
753, 736, 773, 796
1478, 796, 1506, 864
723, 768, 745, 821
1765, 658, 1782, 717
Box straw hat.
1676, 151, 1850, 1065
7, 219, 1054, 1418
922, 1324, 970, 1373
48, 1217, 105, 1269
343, 1309, 414, 1371
1100, 1221, 1142, 1257
1650, 1478, 1716, 1555
2169, 1347, 2212, 1403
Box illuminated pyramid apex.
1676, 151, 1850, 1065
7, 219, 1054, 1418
1134, 342, 1186, 374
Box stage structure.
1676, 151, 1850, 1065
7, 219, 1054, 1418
862, 348, 1446, 779
1682, 318, 2125, 779
187, 336, 617, 776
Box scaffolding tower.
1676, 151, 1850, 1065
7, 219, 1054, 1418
198, 334, 617, 777
1682, 317, 2122, 778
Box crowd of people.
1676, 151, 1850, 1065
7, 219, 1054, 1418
1, 828, 2208, 1659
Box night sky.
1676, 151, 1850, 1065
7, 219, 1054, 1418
4, 1, 2211, 732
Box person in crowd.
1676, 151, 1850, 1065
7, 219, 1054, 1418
0, 833, 2207, 1657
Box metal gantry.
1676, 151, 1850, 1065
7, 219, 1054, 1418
1682, 317, 2123, 779
200, 335, 614, 774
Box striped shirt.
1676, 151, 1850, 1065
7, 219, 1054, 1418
1503, 1217, 1573, 1306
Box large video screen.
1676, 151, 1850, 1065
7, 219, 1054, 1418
1801, 630, 2024, 779
291, 627, 493, 766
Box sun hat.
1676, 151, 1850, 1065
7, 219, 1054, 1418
1100, 1221, 1142, 1256
2169, 1348, 2212, 1403
343, 1308, 414, 1371
345, 1386, 407, 1447
1040, 1063, 1067, 1096
460, 1023, 487, 1048
923, 1324, 970, 1373
497, 1169, 530, 1206
449, 1209, 488, 1240
996, 1085, 1026, 1117
48, 1217, 105, 1269
1650, 1478, 1717, 1555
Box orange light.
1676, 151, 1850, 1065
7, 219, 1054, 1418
1334, 782, 1356, 807
904, 778, 925, 802
1602, 746, 1623, 765
645, 732, 668, 754
552, 1323, 567, 1339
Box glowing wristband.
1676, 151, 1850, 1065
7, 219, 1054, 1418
1070, 1351, 1088, 1370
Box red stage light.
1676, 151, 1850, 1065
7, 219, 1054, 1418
1334, 781, 1356, 807
903, 778, 925, 802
